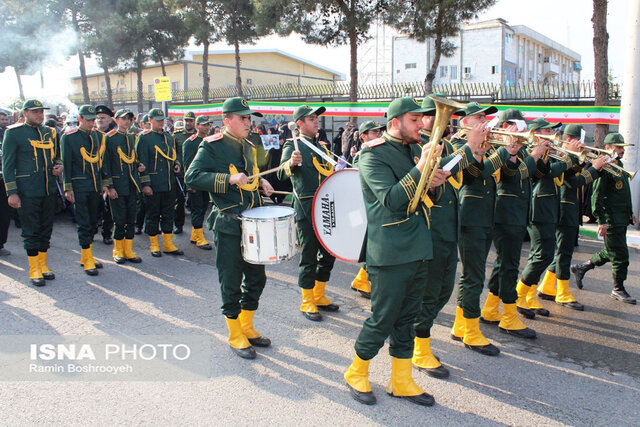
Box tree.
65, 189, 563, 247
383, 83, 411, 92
592, 0, 609, 147
385, 0, 495, 96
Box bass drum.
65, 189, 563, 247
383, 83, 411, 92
311, 169, 367, 263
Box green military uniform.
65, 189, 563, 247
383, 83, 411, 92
278, 104, 337, 321
172, 111, 196, 233
135, 115, 150, 233
183, 115, 212, 250
345, 97, 436, 407
1, 99, 60, 285
185, 97, 270, 360
102, 109, 142, 263
136, 108, 182, 256
61, 105, 105, 275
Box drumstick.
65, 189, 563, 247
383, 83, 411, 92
247, 164, 286, 180
269, 190, 292, 195
288, 121, 302, 166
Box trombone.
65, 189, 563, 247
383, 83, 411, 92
409, 95, 467, 214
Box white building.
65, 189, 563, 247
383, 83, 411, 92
392, 18, 581, 86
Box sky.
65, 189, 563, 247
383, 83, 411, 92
0, 0, 633, 107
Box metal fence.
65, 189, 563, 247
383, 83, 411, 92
70, 80, 621, 105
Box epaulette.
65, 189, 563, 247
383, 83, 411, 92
140, 129, 151, 135
7, 122, 24, 129
187, 134, 198, 141
65, 126, 78, 135
107, 129, 118, 137
204, 133, 223, 143
363, 137, 385, 148
244, 138, 255, 147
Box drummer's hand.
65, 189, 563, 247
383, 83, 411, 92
429, 169, 451, 190
260, 178, 274, 196
230, 173, 249, 186
289, 150, 302, 167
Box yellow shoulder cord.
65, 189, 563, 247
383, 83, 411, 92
554, 174, 564, 187
228, 145, 260, 200
312, 145, 335, 178
492, 168, 501, 184
117, 146, 136, 164
447, 170, 463, 189
31, 129, 56, 170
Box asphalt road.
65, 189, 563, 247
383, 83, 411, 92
0, 211, 638, 425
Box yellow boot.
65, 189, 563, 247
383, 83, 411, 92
38, 252, 55, 280
28, 255, 45, 286
300, 288, 322, 321
386, 357, 434, 406
463, 316, 500, 356
498, 303, 536, 339
149, 235, 161, 257
537, 270, 557, 300
89, 244, 103, 269
451, 306, 465, 341
238, 309, 271, 347
480, 293, 502, 325
112, 239, 126, 264
123, 239, 142, 263
412, 337, 449, 378
224, 316, 256, 359
555, 279, 584, 311
515, 280, 536, 319
162, 233, 184, 255
526, 283, 549, 317
81, 247, 98, 276
350, 267, 371, 299
313, 280, 339, 311
189, 227, 197, 244
344, 354, 376, 405
193, 228, 212, 250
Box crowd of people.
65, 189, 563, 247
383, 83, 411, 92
0, 95, 636, 408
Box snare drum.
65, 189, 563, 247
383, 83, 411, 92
239, 206, 297, 264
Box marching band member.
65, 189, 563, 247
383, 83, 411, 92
185, 97, 274, 359
572, 132, 637, 304
278, 105, 339, 321
537, 124, 605, 310
344, 97, 449, 406
481, 109, 547, 339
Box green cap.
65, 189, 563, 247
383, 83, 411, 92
498, 108, 525, 125
22, 99, 49, 111
386, 97, 431, 121
141, 114, 149, 124
457, 102, 498, 117
528, 117, 562, 131
114, 109, 134, 119
78, 104, 98, 120
421, 93, 446, 116
196, 115, 212, 125
293, 104, 325, 122
147, 108, 165, 121
603, 132, 634, 146
183, 111, 196, 120
563, 124, 583, 138
222, 97, 263, 117
359, 120, 385, 134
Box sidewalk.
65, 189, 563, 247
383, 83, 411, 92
579, 223, 640, 250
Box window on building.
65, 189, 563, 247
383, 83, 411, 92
450, 65, 457, 79
171, 82, 179, 91
100, 81, 105, 88
148, 84, 153, 93
491, 66, 498, 75
246, 78, 253, 85
464, 67, 471, 74
440, 66, 447, 77
405, 63, 417, 69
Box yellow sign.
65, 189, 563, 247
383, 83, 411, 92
154, 77, 172, 102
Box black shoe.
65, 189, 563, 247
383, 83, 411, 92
317, 303, 339, 312
516, 306, 536, 319
151, 251, 162, 258
42, 272, 55, 280
164, 249, 184, 256
248, 336, 271, 347
417, 364, 450, 379
464, 343, 500, 356
114, 256, 126, 264
126, 255, 142, 263
479, 316, 500, 325
135, 227, 142, 235
347, 384, 377, 405
557, 300, 584, 311
611, 288, 637, 304
31, 278, 46, 287
499, 326, 537, 339
389, 392, 435, 407
103, 236, 113, 245
94, 261, 103, 269
302, 311, 323, 321
571, 260, 594, 290
173, 226, 183, 234
84, 268, 98, 276
351, 287, 371, 299
537, 292, 556, 301
532, 308, 550, 317
197, 243, 212, 250
450, 334, 463, 342
230, 345, 256, 359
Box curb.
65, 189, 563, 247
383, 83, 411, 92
579, 226, 640, 254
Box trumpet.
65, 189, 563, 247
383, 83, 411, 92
409, 96, 466, 214
581, 145, 615, 157
603, 159, 637, 180
546, 145, 586, 163
455, 125, 536, 146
